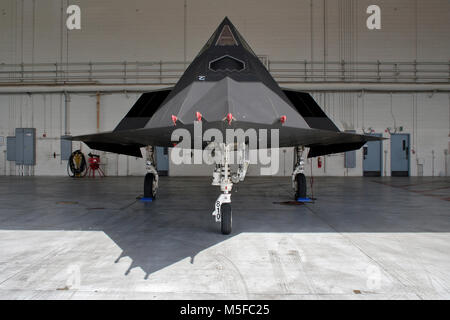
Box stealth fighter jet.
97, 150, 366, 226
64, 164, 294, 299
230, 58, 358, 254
71, 17, 382, 234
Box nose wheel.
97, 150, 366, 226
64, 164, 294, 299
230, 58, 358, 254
220, 203, 232, 235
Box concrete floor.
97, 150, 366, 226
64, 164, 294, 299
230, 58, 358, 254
0, 175, 449, 299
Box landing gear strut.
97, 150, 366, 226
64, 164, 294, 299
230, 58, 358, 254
211, 142, 249, 234
292, 146, 308, 201
143, 146, 159, 200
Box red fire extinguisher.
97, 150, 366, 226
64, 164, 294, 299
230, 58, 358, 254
317, 157, 322, 168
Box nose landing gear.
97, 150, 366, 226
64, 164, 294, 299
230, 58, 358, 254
211, 142, 249, 235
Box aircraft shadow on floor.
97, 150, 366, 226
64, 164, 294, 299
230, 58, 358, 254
0, 176, 449, 278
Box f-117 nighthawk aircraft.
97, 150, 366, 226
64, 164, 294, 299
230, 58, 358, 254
70, 17, 382, 234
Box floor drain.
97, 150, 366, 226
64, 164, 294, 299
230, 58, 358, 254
56, 201, 78, 205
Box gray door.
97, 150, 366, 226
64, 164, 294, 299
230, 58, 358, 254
156, 146, 169, 176
391, 134, 410, 177
363, 133, 382, 177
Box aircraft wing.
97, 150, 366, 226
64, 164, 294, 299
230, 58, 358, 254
69, 123, 383, 158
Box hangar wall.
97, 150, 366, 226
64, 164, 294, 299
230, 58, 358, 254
0, 0, 449, 176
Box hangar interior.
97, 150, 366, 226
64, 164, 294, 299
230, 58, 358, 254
0, 0, 449, 300
0, 0, 449, 177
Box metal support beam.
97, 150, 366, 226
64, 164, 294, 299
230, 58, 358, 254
1, 83, 450, 95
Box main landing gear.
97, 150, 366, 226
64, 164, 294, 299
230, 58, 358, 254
143, 146, 159, 201
292, 146, 309, 202
211, 142, 249, 234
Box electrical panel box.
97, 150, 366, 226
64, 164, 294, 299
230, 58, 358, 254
6, 136, 16, 161
15, 128, 36, 165
345, 150, 356, 168
15, 129, 24, 164
60, 136, 73, 160
344, 130, 356, 168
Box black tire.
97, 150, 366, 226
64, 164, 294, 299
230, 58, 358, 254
221, 203, 232, 235
295, 173, 307, 199
144, 173, 155, 199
